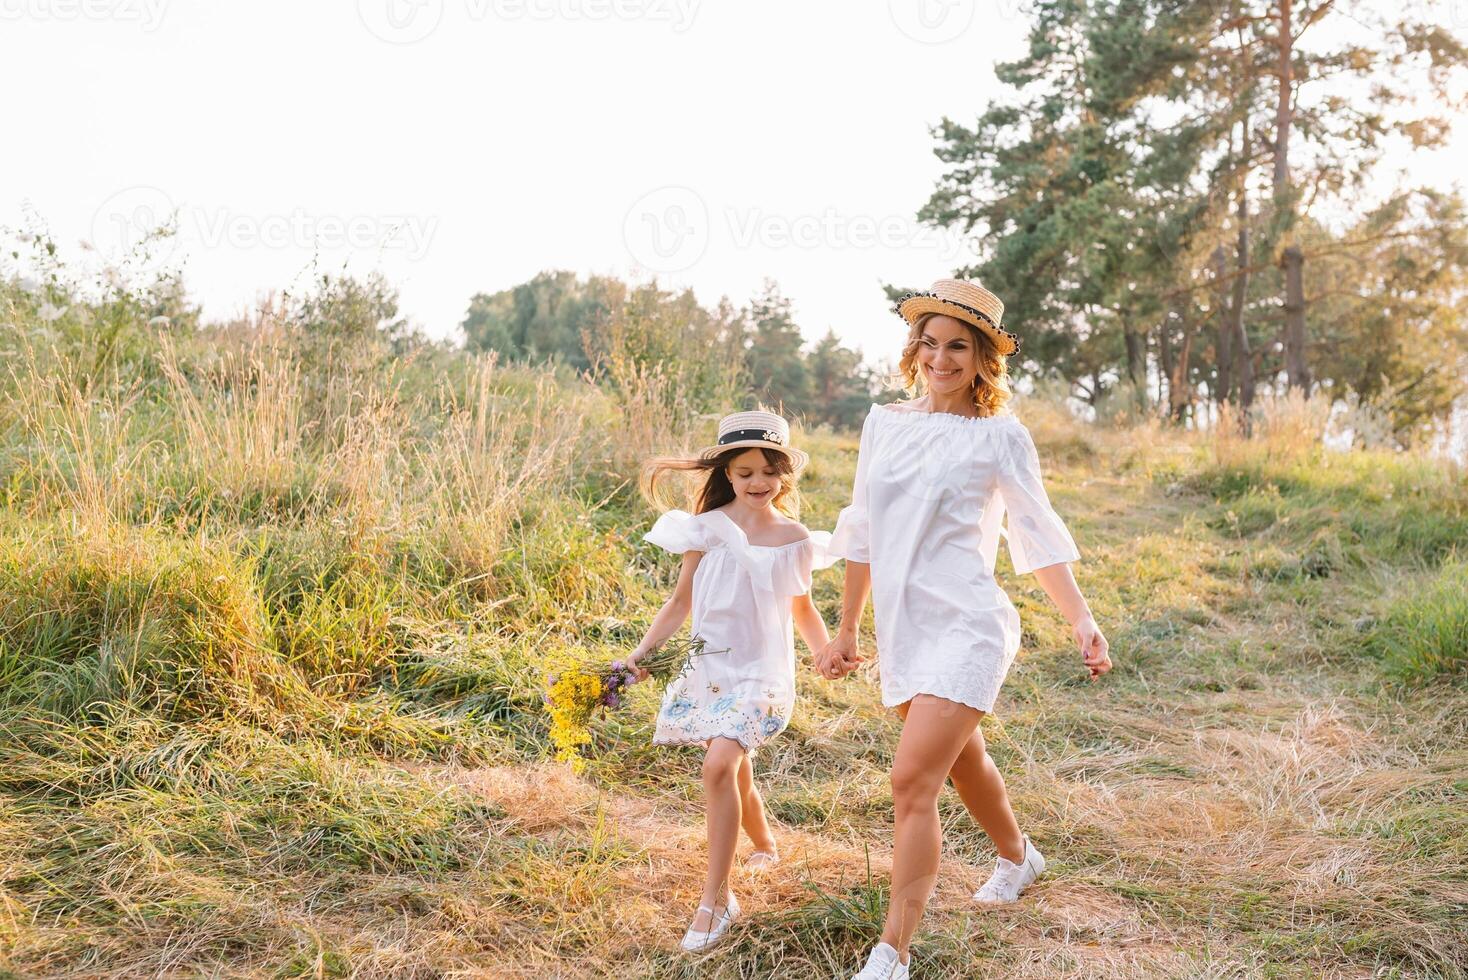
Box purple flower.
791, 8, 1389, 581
611, 660, 625, 672
606, 693, 621, 709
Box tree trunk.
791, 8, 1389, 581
1231, 157, 1256, 424
1212, 244, 1232, 405
1169, 302, 1196, 422
1273, 0, 1310, 391
1273, 0, 1293, 198
1123, 319, 1149, 410
1281, 244, 1309, 390
1157, 318, 1174, 410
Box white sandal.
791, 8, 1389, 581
679, 893, 740, 952
745, 848, 779, 873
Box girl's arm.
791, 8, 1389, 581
791, 592, 830, 660
817, 559, 871, 679
1030, 562, 1111, 680
628, 551, 702, 681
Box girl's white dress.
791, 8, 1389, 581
828, 404, 1080, 713
645, 509, 835, 750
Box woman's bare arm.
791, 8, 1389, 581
1031, 562, 1111, 680
816, 559, 871, 678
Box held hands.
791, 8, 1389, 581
1074, 616, 1112, 681
815, 622, 1108, 681
814, 630, 865, 680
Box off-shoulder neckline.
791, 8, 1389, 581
706, 509, 812, 550
871, 402, 1018, 427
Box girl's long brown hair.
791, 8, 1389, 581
642, 446, 801, 518
896, 312, 1013, 417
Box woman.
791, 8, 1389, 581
819, 278, 1112, 980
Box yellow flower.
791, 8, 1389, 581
543, 668, 604, 772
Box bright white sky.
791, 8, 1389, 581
3, 0, 1464, 363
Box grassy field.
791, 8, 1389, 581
1, 297, 1466, 978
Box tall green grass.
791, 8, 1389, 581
1366, 562, 1468, 684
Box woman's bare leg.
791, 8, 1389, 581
945, 726, 1025, 862
879, 695, 983, 956
736, 752, 778, 853
896, 703, 1025, 862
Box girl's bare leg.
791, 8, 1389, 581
736, 752, 778, 853
691, 737, 745, 931
879, 695, 983, 956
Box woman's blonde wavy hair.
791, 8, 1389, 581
896, 312, 1013, 417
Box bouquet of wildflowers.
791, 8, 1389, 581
543, 634, 722, 771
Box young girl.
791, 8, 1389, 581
628, 409, 833, 953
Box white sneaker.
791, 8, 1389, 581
679, 893, 739, 952
973, 835, 1045, 904
849, 942, 910, 979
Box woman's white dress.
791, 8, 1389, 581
645, 509, 835, 750
827, 404, 1080, 713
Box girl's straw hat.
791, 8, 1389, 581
698, 410, 809, 471
895, 277, 1020, 356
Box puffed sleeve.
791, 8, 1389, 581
644, 509, 708, 554
828, 407, 876, 563
770, 530, 838, 597
996, 422, 1080, 574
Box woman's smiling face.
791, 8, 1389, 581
915, 314, 979, 395
726, 448, 780, 509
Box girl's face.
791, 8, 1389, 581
725, 448, 781, 509
915, 314, 979, 395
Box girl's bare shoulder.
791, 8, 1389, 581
769, 515, 813, 547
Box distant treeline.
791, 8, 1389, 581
460, 271, 886, 431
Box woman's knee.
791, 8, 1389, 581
890, 762, 944, 812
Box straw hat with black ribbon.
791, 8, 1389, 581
895, 278, 1020, 356
697, 410, 808, 471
